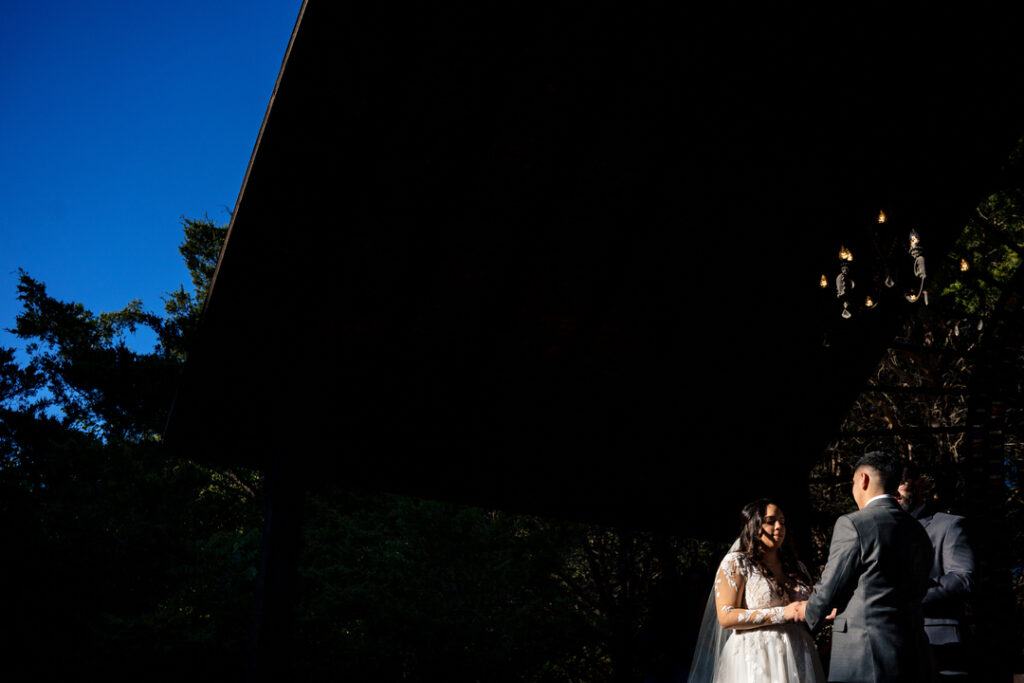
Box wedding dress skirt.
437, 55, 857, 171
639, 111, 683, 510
713, 622, 824, 682
690, 550, 825, 683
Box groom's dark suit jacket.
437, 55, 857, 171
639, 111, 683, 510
806, 497, 935, 683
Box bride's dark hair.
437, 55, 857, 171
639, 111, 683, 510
738, 498, 811, 591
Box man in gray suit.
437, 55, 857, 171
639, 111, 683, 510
899, 465, 975, 679
797, 451, 935, 682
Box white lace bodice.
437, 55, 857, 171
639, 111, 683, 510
714, 551, 812, 629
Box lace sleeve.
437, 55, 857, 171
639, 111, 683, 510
714, 552, 786, 629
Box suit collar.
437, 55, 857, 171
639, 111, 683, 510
915, 505, 937, 527
865, 494, 899, 508
864, 496, 902, 512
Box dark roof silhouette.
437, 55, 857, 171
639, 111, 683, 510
165, 2, 1024, 534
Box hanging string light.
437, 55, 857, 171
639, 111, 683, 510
960, 258, 970, 272
879, 208, 896, 289
836, 247, 854, 297
906, 228, 927, 304
834, 245, 855, 318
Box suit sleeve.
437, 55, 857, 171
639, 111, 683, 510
806, 514, 861, 632
924, 516, 975, 608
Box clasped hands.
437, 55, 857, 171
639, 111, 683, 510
784, 601, 836, 623
784, 601, 807, 622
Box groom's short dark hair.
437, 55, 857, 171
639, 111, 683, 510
856, 450, 903, 492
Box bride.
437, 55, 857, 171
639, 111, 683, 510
688, 498, 825, 682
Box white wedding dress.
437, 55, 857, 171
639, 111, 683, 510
708, 551, 825, 682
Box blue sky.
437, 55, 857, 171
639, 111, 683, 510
0, 0, 302, 353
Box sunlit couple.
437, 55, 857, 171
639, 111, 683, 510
688, 450, 935, 683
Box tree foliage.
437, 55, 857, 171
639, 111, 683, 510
0, 215, 263, 680
291, 488, 722, 681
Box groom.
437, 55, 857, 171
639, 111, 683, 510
799, 451, 936, 682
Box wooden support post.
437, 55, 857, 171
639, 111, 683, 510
248, 449, 305, 682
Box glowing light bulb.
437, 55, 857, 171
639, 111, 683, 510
909, 230, 920, 250
878, 210, 887, 224
839, 245, 853, 261
865, 296, 876, 308
820, 275, 828, 288
960, 258, 969, 272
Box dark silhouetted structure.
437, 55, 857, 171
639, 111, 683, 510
164, 2, 1024, 678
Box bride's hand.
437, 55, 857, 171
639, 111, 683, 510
825, 608, 837, 620
784, 601, 807, 622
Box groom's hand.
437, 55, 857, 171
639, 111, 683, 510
784, 601, 807, 622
